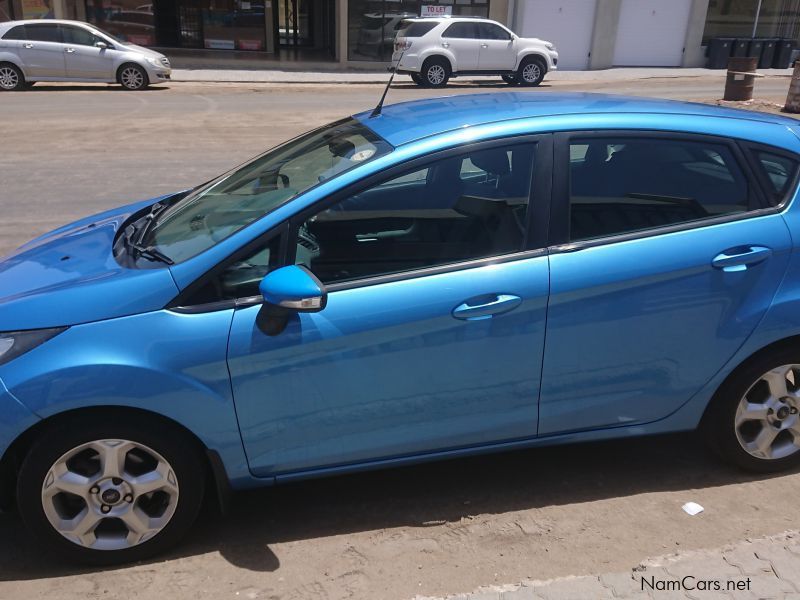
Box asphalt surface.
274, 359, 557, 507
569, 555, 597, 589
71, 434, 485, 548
1, 75, 800, 600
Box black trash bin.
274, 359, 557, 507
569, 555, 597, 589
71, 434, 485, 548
774, 38, 795, 68
707, 37, 734, 69
747, 38, 764, 59
759, 38, 779, 68
732, 38, 750, 56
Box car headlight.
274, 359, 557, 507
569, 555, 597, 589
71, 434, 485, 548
545, 42, 556, 51
146, 57, 163, 68
0, 328, 67, 367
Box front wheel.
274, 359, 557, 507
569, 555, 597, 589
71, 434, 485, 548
518, 56, 546, 87
17, 413, 205, 564
703, 348, 800, 473
118, 64, 149, 90
0, 63, 25, 91
410, 73, 424, 86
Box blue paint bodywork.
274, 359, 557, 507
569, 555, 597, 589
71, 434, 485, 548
3, 92, 800, 490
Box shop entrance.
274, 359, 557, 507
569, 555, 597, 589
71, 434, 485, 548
276, 0, 335, 57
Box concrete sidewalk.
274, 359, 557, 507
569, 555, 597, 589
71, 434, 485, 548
170, 67, 795, 85
416, 531, 800, 600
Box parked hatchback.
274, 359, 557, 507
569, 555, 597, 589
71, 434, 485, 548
391, 17, 558, 87
2, 93, 800, 565
0, 19, 171, 91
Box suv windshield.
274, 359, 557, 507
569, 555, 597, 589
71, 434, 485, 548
145, 118, 391, 263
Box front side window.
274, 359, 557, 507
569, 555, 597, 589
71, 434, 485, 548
294, 143, 536, 285
568, 137, 750, 241
62, 26, 101, 46
443, 22, 478, 39
477, 23, 511, 40
145, 119, 392, 264
25, 24, 61, 43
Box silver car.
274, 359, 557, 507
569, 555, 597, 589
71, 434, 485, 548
0, 19, 171, 91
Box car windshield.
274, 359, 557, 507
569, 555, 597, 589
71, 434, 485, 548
145, 118, 391, 263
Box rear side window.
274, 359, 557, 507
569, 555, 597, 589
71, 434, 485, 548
25, 24, 61, 43
397, 21, 438, 38
3, 25, 26, 40
443, 22, 478, 39
753, 150, 799, 204
568, 137, 751, 241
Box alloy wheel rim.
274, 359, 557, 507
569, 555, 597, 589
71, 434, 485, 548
41, 439, 179, 550
427, 65, 445, 85
0, 66, 19, 89
735, 364, 800, 460
522, 63, 541, 83
121, 67, 144, 89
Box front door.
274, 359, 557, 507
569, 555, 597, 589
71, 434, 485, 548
61, 25, 114, 79
228, 138, 552, 476
477, 22, 515, 70
539, 133, 792, 435
18, 23, 66, 77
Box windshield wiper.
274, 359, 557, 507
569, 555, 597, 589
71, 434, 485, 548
134, 201, 170, 247
122, 224, 174, 265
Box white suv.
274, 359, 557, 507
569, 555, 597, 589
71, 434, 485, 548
391, 17, 558, 88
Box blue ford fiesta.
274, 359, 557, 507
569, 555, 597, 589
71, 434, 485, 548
2, 92, 800, 563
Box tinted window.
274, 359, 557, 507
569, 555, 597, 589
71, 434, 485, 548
397, 21, 438, 37
477, 23, 511, 40
569, 138, 750, 241
62, 25, 101, 46
25, 24, 61, 43
295, 143, 536, 284
754, 150, 798, 203
443, 22, 478, 39
2, 25, 26, 40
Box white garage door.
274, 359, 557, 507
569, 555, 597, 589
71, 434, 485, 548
516, 0, 597, 70
613, 0, 692, 67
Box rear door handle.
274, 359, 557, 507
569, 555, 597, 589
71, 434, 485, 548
441, 42, 450, 48
452, 294, 522, 321
481, 43, 488, 48
712, 246, 772, 272
23, 43, 33, 49
65, 47, 75, 53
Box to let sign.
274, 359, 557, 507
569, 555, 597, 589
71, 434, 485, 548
421, 5, 452, 17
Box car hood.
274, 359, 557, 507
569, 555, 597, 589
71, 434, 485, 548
0, 196, 181, 331
123, 43, 166, 60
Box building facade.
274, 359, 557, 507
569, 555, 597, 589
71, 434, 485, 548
0, 0, 796, 70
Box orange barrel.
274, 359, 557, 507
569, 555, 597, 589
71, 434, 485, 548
724, 57, 758, 101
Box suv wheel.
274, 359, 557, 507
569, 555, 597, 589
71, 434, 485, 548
420, 57, 451, 88
411, 73, 424, 85
0, 63, 25, 91
17, 413, 205, 564
118, 64, 149, 91
518, 56, 546, 87
703, 347, 800, 473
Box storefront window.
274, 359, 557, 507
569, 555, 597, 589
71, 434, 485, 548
704, 0, 800, 43
85, 0, 156, 46
348, 0, 489, 61
201, 1, 267, 51
0, 0, 13, 21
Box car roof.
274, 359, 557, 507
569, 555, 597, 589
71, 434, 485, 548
354, 92, 800, 147
0, 19, 98, 29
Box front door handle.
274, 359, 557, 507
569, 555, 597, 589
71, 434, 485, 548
481, 43, 488, 48
441, 42, 450, 48
23, 42, 33, 49
65, 47, 75, 53
712, 246, 772, 272
452, 294, 522, 321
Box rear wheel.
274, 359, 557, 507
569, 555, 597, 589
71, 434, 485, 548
703, 347, 800, 473
17, 413, 205, 564
420, 57, 450, 88
118, 64, 149, 90
0, 63, 25, 91
518, 56, 546, 87
410, 73, 424, 86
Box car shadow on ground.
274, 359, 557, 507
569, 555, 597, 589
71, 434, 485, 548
391, 82, 554, 90
25, 85, 170, 92
0, 431, 795, 580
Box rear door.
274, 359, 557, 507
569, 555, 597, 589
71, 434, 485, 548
61, 25, 114, 79
441, 21, 480, 71
539, 132, 792, 435
477, 22, 516, 70
18, 23, 66, 77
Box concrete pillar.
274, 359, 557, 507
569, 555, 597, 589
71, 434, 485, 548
489, 0, 509, 25
51, 0, 66, 19
587, 0, 622, 70
337, 0, 347, 64
682, 0, 710, 67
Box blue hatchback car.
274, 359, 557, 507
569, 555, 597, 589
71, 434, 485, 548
2, 92, 800, 564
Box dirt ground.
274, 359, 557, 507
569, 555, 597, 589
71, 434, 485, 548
1, 77, 799, 600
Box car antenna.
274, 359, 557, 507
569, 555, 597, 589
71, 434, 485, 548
370, 49, 406, 118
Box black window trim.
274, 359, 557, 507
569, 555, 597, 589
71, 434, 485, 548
170, 133, 553, 310
549, 129, 771, 253
739, 140, 800, 209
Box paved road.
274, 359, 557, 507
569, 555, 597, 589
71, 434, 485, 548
1, 77, 800, 600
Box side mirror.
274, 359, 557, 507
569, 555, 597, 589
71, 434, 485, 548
259, 265, 326, 312
95, 41, 108, 50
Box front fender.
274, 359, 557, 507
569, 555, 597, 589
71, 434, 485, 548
514, 50, 550, 71
0, 308, 257, 488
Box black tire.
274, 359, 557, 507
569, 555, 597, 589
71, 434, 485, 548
517, 56, 547, 87
420, 57, 451, 88
502, 74, 518, 86
410, 73, 424, 86
118, 63, 149, 90
17, 412, 205, 565
24, 81, 35, 89
702, 346, 800, 473
0, 62, 25, 91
